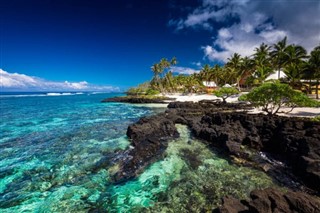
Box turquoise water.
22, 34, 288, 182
0, 93, 164, 212
0, 93, 279, 212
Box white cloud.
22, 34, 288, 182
171, 66, 199, 75
0, 69, 119, 92
170, 0, 320, 62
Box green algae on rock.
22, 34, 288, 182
105, 125, 279, 212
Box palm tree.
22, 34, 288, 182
283, 45, 307, 88
285, 45, 307, 65
199, 64, 211, 82
270, 37, 288, 79
254, 65, 273, 84
308, 45, 320, 99
283, 62, 306, 88
253, 43, 271, 63
239, 56, 255, 89
226, 53, 242, 88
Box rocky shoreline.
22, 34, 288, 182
108, 101, 320, 211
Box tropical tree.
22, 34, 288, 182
308, 45, 320, 99
253, 43, 271, 63
285, 45, 308, 65
225, 53, 242, 87
270, 37, 288, 79
239, 56, 255, 89
283, 62, 306, 88
150, 57, 178, 93
239, 82, 320, 115
214, 87, 239, 103
253, 43, 273, 85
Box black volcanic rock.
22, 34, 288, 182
215, 188, 320, 213
189, 112, 320, 191
107, 101, 320, 194
110, 113, 179, 183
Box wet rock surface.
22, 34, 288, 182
215, 187, 320, 213
108, 101, 320, 210
189, 112, 320, 192
110, 113, 179, 183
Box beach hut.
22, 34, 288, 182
203, 81, 218, 93
265, 71, 287, 81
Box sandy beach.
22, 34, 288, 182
163, 93, 320, 118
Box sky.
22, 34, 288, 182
1, 0, 319, 91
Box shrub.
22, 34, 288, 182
214, 87, 239, 103
311, 116, 320, 122
239, 82, 320, 115
146, 89, 160, 96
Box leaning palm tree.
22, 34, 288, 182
270, 37, 288, 79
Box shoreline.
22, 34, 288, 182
104, 93, 320, 118
110, 100, 320, 211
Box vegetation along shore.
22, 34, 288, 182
102, 38, 320, 212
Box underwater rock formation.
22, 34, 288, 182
189, 112, 320, 192
110, 101, 320, 195
111, 113, 179, 183
215, 187, 320, 213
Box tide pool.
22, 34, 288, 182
0, 93, 280, 212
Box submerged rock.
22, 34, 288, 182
109, 101, 320, 196
215, 187, 320, 213
190, 112, 320, 192
110, 113, 179, 183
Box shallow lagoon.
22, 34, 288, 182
0, 93, 279, 212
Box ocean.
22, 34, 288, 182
0, 92, 279, 212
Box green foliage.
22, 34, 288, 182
145, 88, 160, 96
311, 116, 320, 122
213, 87, 239, 103
239, 82, 320, 115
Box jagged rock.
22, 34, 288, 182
216, 188, 320, 213
107, 101, 320, 193
110, 113, 179, 183
189, 112, 320, 191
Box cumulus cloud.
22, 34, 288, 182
170, 0, 320, 62
171, 66, 199, 75
0, 69, 119, 92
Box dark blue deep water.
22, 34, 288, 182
0, 92, 279, 212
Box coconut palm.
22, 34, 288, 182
270, 37, 288, 79
253, 43, 271, 64
285, 45, 307, 65
308, 45, 320, 98
226, 53, 242, 87
282, 45, 308, 88
239, 56, 255, 89
283, 62, 306, 88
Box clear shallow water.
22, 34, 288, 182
0, 93, 280, 212
0, 93, 164, 212
104, 125, 279, 212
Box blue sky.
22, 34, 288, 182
1, 0, 319, 91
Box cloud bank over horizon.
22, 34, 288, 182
170, 0, 320, 62
0, 69, 120, 92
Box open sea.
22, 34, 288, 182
0, 92, 280, 212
